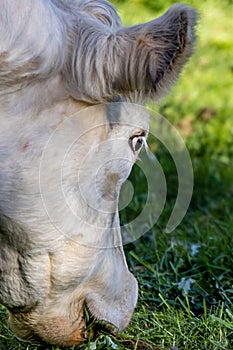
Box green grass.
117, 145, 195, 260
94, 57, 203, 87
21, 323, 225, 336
1, 0, 233, 349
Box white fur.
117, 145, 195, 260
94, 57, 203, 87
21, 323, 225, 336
0, 0, 197, 346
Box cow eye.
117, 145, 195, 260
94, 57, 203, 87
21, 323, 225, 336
129, 135, 145, 152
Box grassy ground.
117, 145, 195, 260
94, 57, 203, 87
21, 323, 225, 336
1, 0, 233, 349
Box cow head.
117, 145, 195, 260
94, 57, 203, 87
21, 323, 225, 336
0, 0, 197, 346
2, 102, 148, 346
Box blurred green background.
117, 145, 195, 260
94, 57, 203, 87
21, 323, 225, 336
113, 0, 233, 235
115, 1, 233, 349
113, 0, 233, 223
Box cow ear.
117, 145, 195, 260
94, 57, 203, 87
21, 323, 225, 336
64, 3, 198, 104
114, 3, 198, 102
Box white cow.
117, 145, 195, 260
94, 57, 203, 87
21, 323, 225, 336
0, 0, 197, 346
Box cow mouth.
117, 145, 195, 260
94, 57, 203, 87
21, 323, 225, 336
84, 304, 119, 336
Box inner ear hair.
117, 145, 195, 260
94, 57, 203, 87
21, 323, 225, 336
111, 3, 198, 102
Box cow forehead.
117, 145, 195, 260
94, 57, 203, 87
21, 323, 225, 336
65, 102, 150, 140
105, 103, 150, 132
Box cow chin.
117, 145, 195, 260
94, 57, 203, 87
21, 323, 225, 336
8, 308, 87, 346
